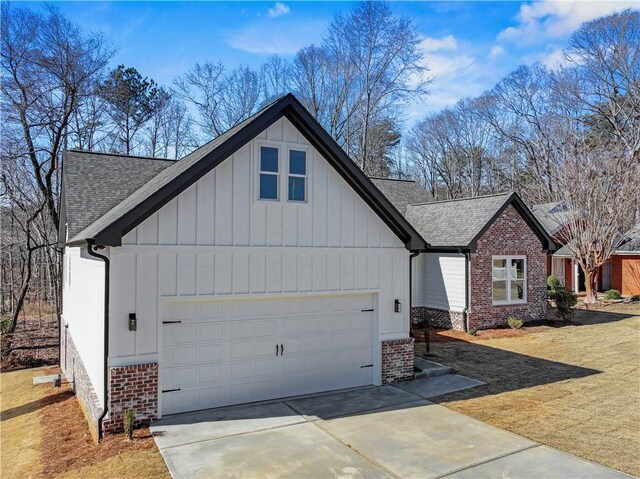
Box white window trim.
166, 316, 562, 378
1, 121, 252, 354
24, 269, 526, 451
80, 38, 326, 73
492, 255, 527, 305
257, 143, 280, 201
287, 146, 308, 203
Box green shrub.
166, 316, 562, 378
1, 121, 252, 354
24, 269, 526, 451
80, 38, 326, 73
604, 289, 622, 300
507, 316, 523, 329
0, 318, 12, 334
547, 275, 563, 291
468, 328, 478, 336
549, 287, 578, 322
123, 407, 136, 440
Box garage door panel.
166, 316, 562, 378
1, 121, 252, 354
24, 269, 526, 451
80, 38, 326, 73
230, 361, 253, 379
198, 343, 224, 362
255, 319, 279, 337
161, 294, 375, 416
200, 323, 224, 341
199, 364, 225, 383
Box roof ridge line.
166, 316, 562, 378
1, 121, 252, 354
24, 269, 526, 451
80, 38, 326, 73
409, 191, 512, 207
369, 176, 418, 183
67, 149, 176, 162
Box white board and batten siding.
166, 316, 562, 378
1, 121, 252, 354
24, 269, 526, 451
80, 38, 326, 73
62, 246, 106, 406
413, 252, 466, 312
107, 118, 410, 406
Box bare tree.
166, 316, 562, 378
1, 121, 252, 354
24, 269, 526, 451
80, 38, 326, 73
1, 3, 114, 229
174, 62, 262, 138
326, 1, 430, 173
537, 145, 640, 303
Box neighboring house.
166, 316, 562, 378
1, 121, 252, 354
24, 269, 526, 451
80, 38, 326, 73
373, 180, 556, 331
532, 202, 640, 296
551, 223, 640, 296
59, 94, 426, 438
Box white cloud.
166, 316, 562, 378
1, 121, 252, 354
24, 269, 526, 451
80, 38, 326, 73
419, 34, 458, 53
268, 2, 290, 18
226, 21, 325, 55
498, 0, 638, 45
488, 45, 505, 59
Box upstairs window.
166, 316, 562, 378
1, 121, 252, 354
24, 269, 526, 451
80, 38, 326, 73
288, 150, 307, 202
492, 256, 527, 304
259, 146, 279, 200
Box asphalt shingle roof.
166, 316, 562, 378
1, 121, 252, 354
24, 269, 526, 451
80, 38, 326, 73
62, 151, 174, 240
531, 202, 572, 236
405, 193, 513, 248
370, 178, 432, 215
617, 222, 640, 253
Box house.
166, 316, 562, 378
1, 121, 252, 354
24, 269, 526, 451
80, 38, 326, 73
58, 94, 427, 438
372, 180, 556, 331
532, 202, 640, 296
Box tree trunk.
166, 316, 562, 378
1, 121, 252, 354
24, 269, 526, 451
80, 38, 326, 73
583, 268, 598, 304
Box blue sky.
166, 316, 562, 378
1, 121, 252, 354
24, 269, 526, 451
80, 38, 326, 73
25, 1, 638, 123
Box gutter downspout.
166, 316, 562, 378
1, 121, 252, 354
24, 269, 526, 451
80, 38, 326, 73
458, 249, 470, 333
87, 243, 110, 442
409, 251, 421, 336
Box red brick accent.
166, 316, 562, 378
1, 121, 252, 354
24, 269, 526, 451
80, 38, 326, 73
468, 204, 548, 330
102, 363, 158, 435
381, 338, 414, 384
60, 326, 102, 441
411, 306, 465, 330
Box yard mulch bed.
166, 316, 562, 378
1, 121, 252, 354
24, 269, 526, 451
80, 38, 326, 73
417, 306, 640, 477
1, 367, 169, 479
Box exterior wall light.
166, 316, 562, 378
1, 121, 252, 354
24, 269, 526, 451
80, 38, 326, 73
394, 299, 402, 313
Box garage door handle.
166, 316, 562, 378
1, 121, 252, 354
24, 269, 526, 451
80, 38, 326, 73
280, 344, 284, 356
162, 321, 182, 324
276, 345, 279, 356
361, 309, 374, 312
162, 388, 181, 393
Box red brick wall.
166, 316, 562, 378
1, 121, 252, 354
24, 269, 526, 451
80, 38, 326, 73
381, 338, 414, 384
468, 204, 548, 329
102, 363, 158, 434
612, 255, 640, 296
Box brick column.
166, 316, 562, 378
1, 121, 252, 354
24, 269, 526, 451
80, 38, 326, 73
102, 362, 158, 435
381, 338, 414, 384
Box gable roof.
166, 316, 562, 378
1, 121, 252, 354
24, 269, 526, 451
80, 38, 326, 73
405, 192, 556, 251
618, 222, 640, 253
369, 178, 432, 215
62, 94, 427, 251
531, 201, 573, 236
553, 221, 640, 257
59, 151, 175, 242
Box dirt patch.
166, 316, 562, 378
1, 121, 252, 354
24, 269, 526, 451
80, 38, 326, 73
421, 309, 640, 477
1, 367, 169, 479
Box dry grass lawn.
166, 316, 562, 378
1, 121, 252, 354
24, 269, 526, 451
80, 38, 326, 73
421, 306, 640, 477
0, 367, 169, 479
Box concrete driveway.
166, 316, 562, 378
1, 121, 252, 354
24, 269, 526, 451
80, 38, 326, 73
150, 384, 630, 479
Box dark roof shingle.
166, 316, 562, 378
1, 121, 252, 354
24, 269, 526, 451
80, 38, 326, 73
370, 178, 432, 215
405, 193, 513, 248
62, 151, 174, 240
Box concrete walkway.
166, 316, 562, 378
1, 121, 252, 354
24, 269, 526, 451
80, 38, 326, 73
151, 382, 631, 479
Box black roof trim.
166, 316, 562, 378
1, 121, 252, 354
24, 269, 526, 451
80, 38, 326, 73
467, 192, 558, 252
80, 94, 426, 250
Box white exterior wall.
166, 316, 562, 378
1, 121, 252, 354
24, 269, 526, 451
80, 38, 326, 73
108, 118, 410, 370
413, 252, 466, 312
62, 246, 106, 406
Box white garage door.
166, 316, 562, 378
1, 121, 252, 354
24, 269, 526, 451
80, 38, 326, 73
161, 294, 375, 416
